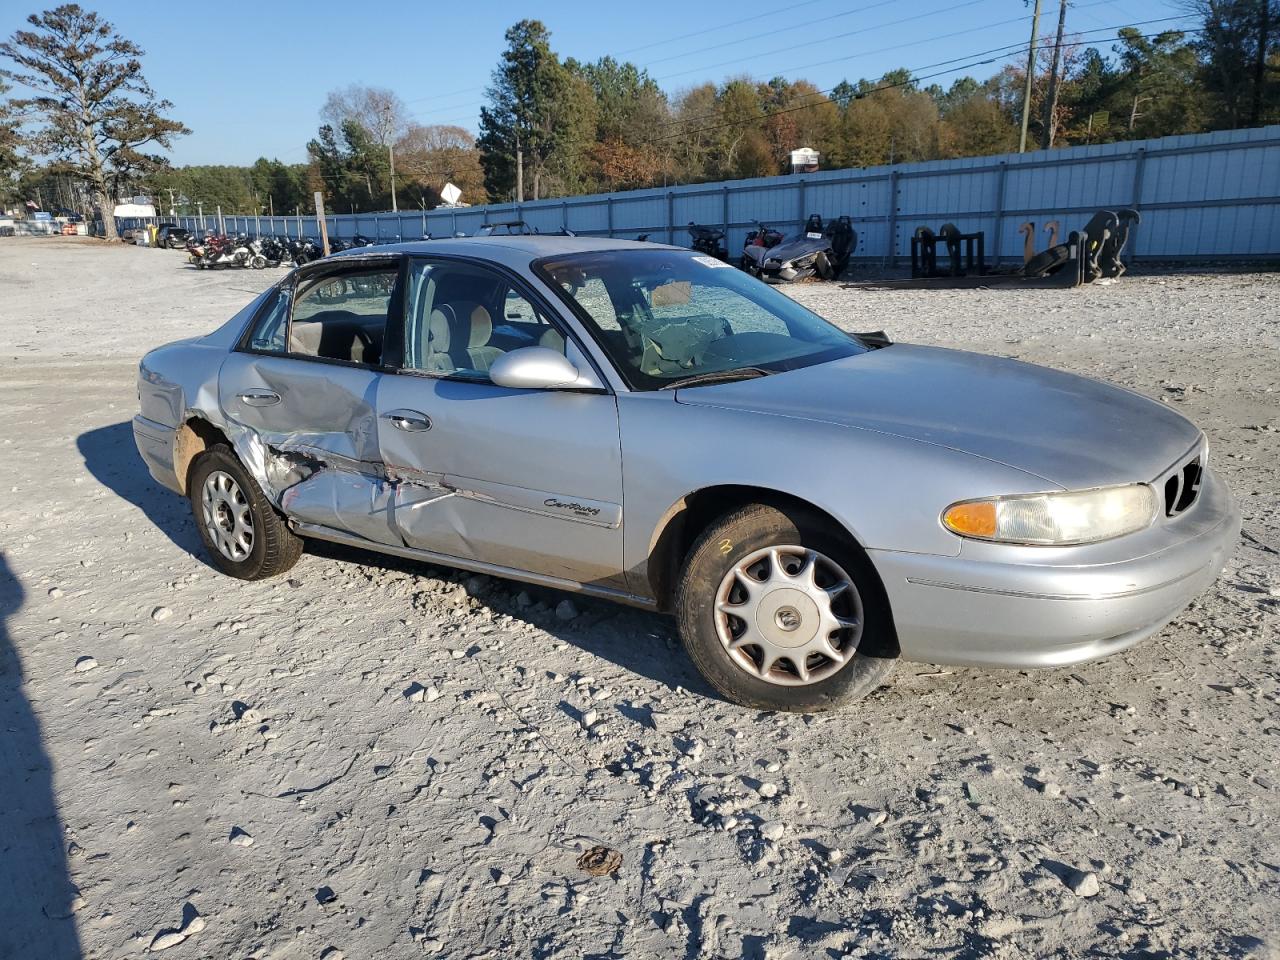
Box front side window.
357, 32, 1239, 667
289, 265, 397, 365
403, 259, 566, 379
538, 250, 866, 389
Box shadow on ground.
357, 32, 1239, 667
305, 538, 716, 699
0, 553, 84, 959
76, 421, 205, 558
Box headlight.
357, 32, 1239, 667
790, 252, 818, 269
942, 484, 1158, 545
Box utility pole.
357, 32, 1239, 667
197, 200, 204, 232
515, 137, 524, 203
1041, 0, 1068, 149
1018, 0, 1043, 153
384, 105, 398, 212
166, 187, 177, 217
268, 194, 274, 218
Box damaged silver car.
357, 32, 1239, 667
133, 237, 1239, 711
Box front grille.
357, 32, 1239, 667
1163, 454, 1203, 517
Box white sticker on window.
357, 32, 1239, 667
806, 231, 823, 239
692, 255, 731, 267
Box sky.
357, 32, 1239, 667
1, 0, 1190, 167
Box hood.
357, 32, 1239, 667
675, 344, 1201, 489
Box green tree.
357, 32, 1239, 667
478, 20, 586, 201
0, 4, 187, 239
1192, 0, 1278, 127
0, 78, 25, 205
1112, 28, 1206, 137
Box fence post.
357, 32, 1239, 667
991, 161, 1007, 264
722, 184, 730, 237
562, 199, 569, 232
1129, 147, 1147, 259
667, 191, 674, 244
606, 195, 613, 238
797, 179, 806, 228
886, 170, 900, 265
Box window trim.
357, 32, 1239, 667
391, 253, 612, 394
234, 253, 404, 371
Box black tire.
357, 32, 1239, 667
675, 503, 896, 711
1024, 243, 1070, 278
188, 444, 302, 580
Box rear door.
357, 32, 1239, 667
375, 256, 627, 590
218, 255, 404, 545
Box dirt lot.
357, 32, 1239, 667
1, 236, 1277, 960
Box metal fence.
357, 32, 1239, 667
166, 124, 1280, 263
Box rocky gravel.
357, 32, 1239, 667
0, 237, 1277, 959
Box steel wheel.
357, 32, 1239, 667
201, 470, 254, 562
714, 545, 863, 686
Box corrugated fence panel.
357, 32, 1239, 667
165, 125, 1278, 261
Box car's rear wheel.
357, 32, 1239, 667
188, 444, 302, 580
675, 504, 896, 711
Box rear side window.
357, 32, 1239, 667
247, 286, 291, 352
289, 267, 397, 365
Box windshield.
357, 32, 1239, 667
537, 249, 867, 389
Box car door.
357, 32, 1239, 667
375, 256, 627, 591
218, 255, 404, 546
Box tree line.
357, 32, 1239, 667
1, 3, 1276, 235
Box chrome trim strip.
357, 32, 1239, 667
292, 522, 654, 609
906, 562, 1209, 602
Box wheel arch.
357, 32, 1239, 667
174, 416, 231, 494
644, 484, 898, 656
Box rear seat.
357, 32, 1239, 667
289, 310, 384, 364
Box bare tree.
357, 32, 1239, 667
320, 84, 409, 146
0, 4, 187, 239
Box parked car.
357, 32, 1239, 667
156, 224, 191, 249
132, 237, 1238, 710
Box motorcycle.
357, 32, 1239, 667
755, 214, 857, 282
739, 219, 785, 276
256, 235, 291, 267
687, 222, 728, 261
195, 233, 255, 269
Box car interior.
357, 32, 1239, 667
288, 268, 395, 366
405, 262, 565, 377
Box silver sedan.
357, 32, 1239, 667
132, 237, 1239, 710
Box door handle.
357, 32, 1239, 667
238, 390, 280, 406
383, 408, 432, 432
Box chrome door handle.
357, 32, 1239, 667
238, 390, 280, 406
383, 409, 432, 432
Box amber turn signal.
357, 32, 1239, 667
942, 501, 998, 538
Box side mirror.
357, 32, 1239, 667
489, 346, 583, 390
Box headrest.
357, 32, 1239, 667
467, 304, 492, 348
428, 305, 454, 352
539, 327, 565, 353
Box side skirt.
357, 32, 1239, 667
292, 521, 659, 611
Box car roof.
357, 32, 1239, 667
326, 234, 684, 268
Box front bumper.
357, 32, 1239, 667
869, 467, 1240, 669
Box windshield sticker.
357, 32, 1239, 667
692, 255, 731, 267
806, 231, 823, 239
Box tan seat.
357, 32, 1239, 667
425, 302, 503, 374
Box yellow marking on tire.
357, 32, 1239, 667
718, 538, 733, 555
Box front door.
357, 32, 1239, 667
375, 257, 626, 589
218, 256, 403, 545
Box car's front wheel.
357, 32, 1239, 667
675, 504, 896, 711
188, 444, 302, 580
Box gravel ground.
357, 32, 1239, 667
1, 236, 1277, 960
